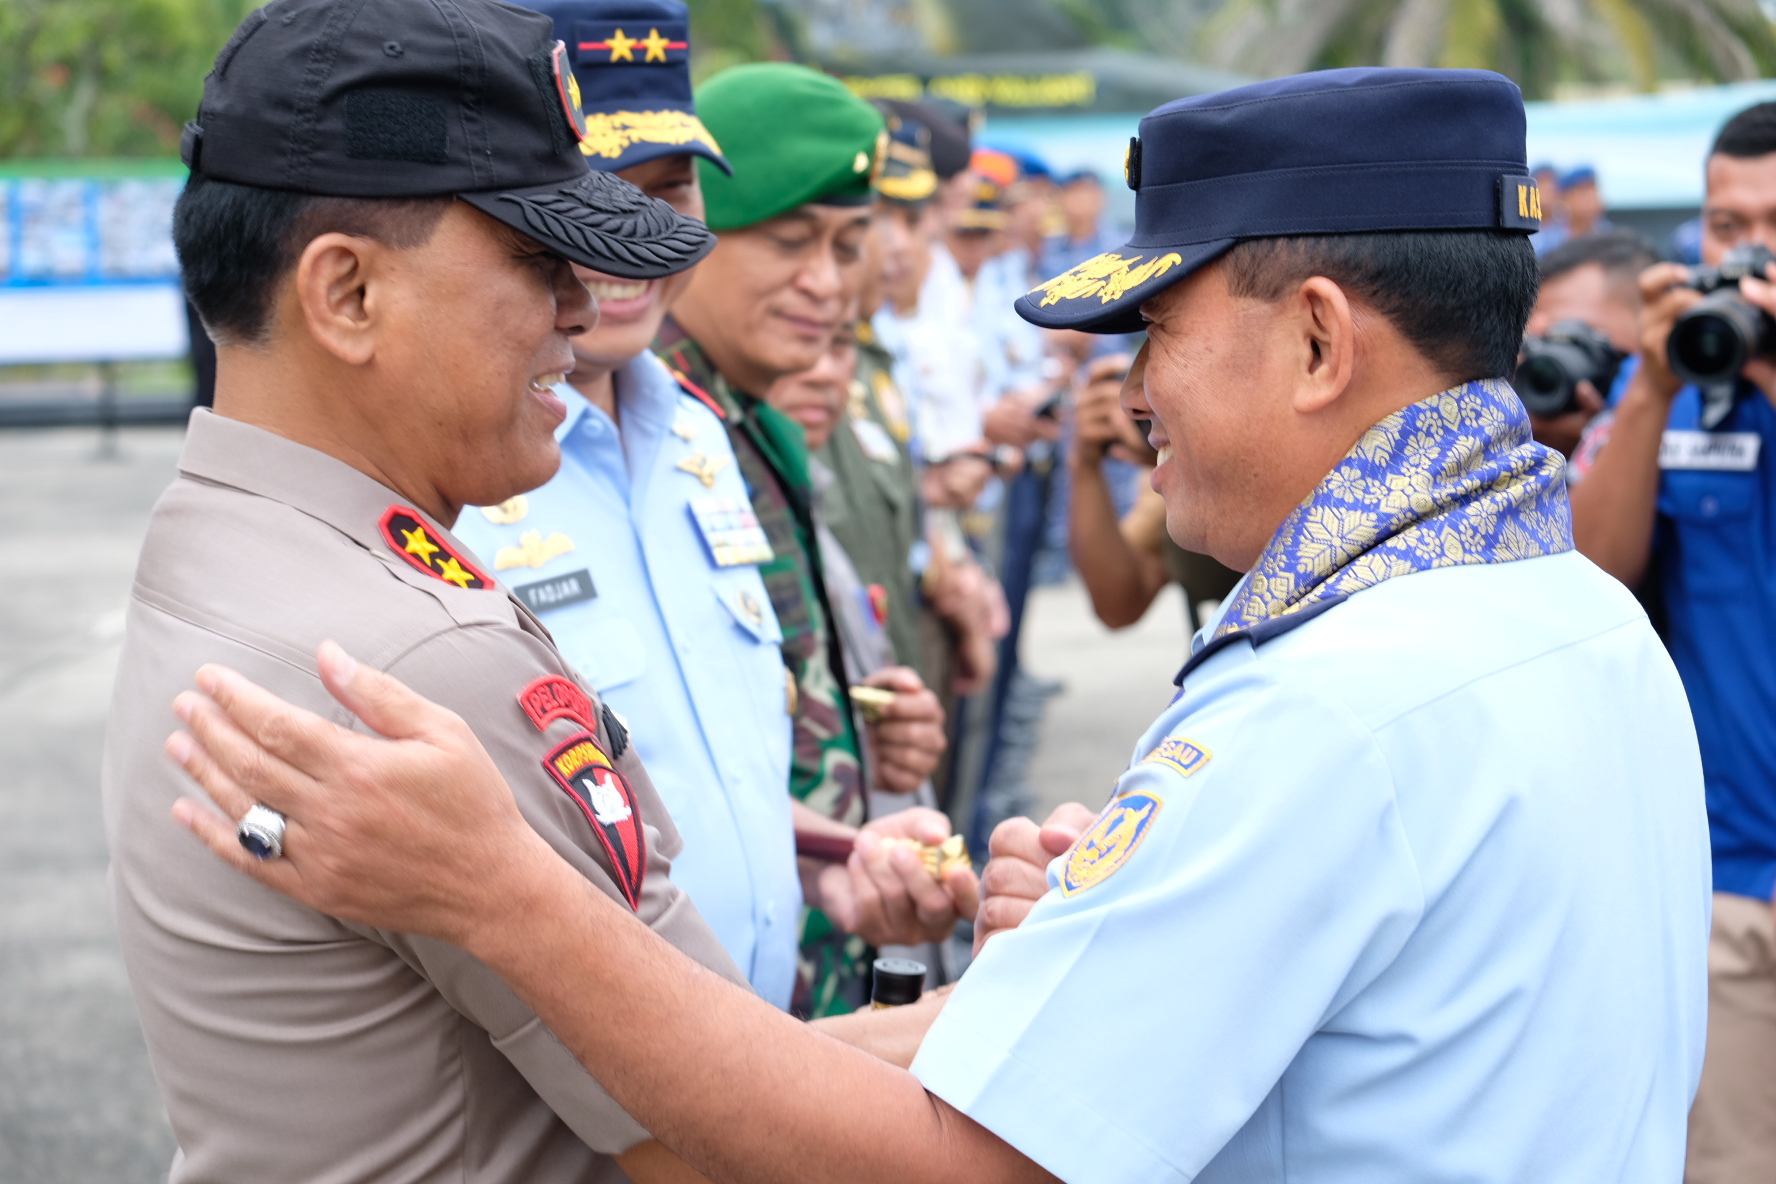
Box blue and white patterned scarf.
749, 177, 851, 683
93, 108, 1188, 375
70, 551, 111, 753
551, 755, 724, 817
1215, 378, 1573, 639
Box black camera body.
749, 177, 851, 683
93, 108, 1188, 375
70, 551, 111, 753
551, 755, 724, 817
1668, 243, 1776, 386
1515, 320, 1624, 417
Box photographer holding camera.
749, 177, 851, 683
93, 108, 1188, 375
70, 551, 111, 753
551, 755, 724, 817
1518, 230, 1655, 456
1569, 102, 1776, 1183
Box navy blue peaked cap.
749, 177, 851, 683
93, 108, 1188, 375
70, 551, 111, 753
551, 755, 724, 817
519, 0, 730, 174
1019, 68, 1542, 333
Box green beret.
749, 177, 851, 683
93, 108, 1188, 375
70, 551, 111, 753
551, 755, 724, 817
694, 63, 887, 231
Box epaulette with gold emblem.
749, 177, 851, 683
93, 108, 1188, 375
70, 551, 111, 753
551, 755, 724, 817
379, 506, 491, 590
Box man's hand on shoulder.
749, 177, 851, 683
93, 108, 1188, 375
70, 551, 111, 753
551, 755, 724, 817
973, 802, 1098, 957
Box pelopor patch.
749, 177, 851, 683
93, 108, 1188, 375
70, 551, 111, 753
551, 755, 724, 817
518, 675, 595, 733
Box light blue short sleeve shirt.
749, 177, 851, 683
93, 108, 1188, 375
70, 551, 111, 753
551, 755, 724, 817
912, 552, 1710, 1182
454, 355, 800, 1008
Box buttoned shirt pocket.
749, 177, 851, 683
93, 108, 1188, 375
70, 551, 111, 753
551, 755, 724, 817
1659, 470, 1759, 598
556, 615, 649, 692
711, 567, 783, 646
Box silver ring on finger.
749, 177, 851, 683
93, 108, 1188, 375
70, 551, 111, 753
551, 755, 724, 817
237, 804, 288, 861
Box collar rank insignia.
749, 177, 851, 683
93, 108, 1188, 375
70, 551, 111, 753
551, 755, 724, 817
543, 732, 647, 909
1142, 737, 1211, 778
1059, 791, 1163, 898
518, 674, 595, 732
379, 507, 490, 590
676, 451, 729, 490
496, 529, 575, 571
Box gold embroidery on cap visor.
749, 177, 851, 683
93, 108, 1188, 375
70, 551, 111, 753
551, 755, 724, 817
1033, 251, 1185, 307
579, 110, 724, 161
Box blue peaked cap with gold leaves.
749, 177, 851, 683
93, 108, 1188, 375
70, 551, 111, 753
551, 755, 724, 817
1019, 67, 1541, 334
518, 0, 731, 175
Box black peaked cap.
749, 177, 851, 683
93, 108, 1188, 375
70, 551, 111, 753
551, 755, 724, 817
182, 0, 712, 278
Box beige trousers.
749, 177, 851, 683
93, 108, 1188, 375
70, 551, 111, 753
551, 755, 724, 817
1688, 892, 1776, 1183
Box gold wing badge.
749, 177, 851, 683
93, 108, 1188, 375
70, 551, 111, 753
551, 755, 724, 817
496, 529, 576, 571
1033, 252, 1184, 308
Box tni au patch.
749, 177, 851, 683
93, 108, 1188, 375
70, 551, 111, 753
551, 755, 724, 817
1060, 791, 1163, 898
543, 732, 646, 909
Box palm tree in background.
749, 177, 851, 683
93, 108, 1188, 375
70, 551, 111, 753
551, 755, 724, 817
1200, 0, 1776, 97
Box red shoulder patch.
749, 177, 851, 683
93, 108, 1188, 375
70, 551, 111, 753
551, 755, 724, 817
518, 675, 595, 732
379, 507, 491, 590
542, 732, 647, 910
669, 367, 725, 420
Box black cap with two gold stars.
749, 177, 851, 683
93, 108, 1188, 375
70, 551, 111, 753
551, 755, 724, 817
181, 0, 713, 280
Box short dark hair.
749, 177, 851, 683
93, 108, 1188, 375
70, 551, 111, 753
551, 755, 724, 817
1537, 228, 1657, 287
1220, 230, 1539, 382
1712, 101, 1776, 160
174, 173, 451, 346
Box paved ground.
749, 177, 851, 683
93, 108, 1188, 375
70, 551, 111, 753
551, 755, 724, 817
0, 425, 183, 1184
0, 423, 1189, 1181
1021, 579, 1193, 823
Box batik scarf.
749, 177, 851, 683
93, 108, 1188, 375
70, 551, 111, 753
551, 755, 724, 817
1215, 378, 1573, 639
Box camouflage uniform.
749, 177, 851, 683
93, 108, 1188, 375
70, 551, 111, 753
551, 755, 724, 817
655, 322, 871, 1016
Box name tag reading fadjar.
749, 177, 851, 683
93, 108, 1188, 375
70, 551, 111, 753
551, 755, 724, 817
513, 569, 596, 614
1660, 430, 1762, 471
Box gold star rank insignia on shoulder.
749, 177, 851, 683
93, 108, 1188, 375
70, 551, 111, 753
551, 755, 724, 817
1060, 791, 1163, 897
379, 507, 490, 590
676, 451, 729, 489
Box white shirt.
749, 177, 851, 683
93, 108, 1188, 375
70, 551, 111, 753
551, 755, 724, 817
914, 551, 1710, 1182
872, 244, 984, 463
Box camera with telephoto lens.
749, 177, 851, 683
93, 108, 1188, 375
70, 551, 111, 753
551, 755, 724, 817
1515, 320, 1625, 417
1668, 243, 1776, 386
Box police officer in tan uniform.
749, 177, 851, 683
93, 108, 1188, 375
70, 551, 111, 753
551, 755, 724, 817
101, 1, 745, 1180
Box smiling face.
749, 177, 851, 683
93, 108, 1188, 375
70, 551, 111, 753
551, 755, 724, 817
671, 203, 873, 394
1128, 263, 1339, 571
566, 155, 706, 374
321, 202, 593, 518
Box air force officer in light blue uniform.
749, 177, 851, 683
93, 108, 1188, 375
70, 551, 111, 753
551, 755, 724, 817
454, 0, 805, 1005
457, 360, 802, 1005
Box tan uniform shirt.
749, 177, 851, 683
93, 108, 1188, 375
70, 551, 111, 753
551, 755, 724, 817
103, 411, 744, 1184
